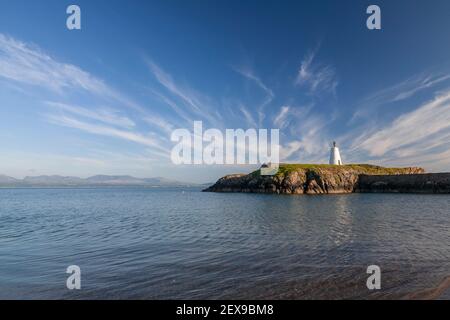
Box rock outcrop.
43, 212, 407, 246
203, 164, 437, 194
359, 173, 450, 194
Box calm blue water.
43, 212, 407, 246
0, 188, 449, 299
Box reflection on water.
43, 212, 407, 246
329, 195, 353, 246
0, 188, 449, 299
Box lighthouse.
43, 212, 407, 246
329, 141, 343, 165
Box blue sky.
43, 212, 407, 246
1, 0, 450, 183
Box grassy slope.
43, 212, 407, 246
244, 163, 420, 177
248, 164, 420, 178
279, 163, 410, 174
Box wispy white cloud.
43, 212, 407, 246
146, 60, 202, 113
46, 113, 168, 151
368, 72, 450, 105
273, 106, 290, 129
391, 74, 450, 102
389, 147, 450, 171
273, 104, 313, 130
149, 88, 195, 123
295, 47, 338, 95
239, 105, 258, 128
0, 33, 175, 163
350, 72, 450, 122
4, 31, 450, 176
233, 66, 274, 99
355, 91, 450, 158
0, 33, 147, 114
143, 115, 175, 135
233, 66, 274, 126
145, 59, 222, 127
279, 108, 330, 162
0, 33, 109, 94
46, 102, 136, 129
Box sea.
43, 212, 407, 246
0, 187, 449, 299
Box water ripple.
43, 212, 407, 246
0, 189, 449, 299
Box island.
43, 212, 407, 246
203, 164, 450, 194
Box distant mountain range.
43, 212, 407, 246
0, 174, 204, 187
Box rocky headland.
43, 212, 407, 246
203, 164, 450, 194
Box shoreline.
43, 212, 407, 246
204, 164, 450, 194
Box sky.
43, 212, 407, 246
1, 0, 450, 183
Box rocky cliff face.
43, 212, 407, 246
359, 173, 450, 194
203, 164, 427, 194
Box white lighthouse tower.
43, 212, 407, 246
329, 141, 343, 165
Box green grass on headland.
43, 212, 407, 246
264, 163, 421, 177
249, 163, 423, 178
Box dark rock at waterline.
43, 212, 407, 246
358, 173, 450, 194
